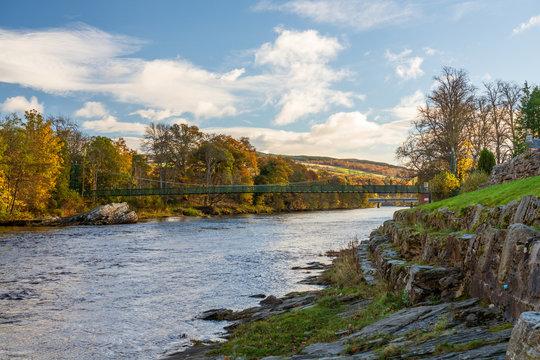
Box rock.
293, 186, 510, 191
249, 294, 266, 298
506, 311, 540, 359
49, 202, 138, 226
512, 195, 540, 226
260, 295, 283, 307
405, 265, 463, 304
488, 149, 540, 186
197, 308, 232, 321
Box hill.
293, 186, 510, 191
261, 154, 411, 178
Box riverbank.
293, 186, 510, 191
170, 240, 514, 359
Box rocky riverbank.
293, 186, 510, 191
165, 240, 523, 359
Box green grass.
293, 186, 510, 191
419, 176, 540, 212
211, 287, 409, 358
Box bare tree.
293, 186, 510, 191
397, 67, 477, 181
484, 81, 511, 163
469, 96, 493, 164
499, 81, 522, 153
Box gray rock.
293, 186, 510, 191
296, 340, 346, 358
506, 311, 540, 360
197, 308, 232, 321
49, 202, 138, 225
260, 295, 284, 307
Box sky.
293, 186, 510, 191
0, 0, 539, 165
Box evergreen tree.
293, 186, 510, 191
515, 82, 540, 154
477, 147, 496, 174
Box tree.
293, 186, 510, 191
484, 81, 511, 164
143, 122, 172, 189
397, 67, 477, 182
0, 110, 62, 214
429, 171, 459, 201
477, 147, 496, 174
515, 82, 540, 154
499, 81, 522, 154
170, 123, 203, 181
84, 136, 132, 190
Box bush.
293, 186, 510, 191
459, 170, 489, 194
477, 148, 496, 174
429, 171, 460, 201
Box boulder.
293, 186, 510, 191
506, 311, 540, 359
49, 202, 138, 226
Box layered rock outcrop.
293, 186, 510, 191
506, 311, 540, 359
488, 149, 540, 185
369, 195, 540, 320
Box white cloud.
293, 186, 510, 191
255, 0, 415, 31
386, 90, 424, 123
206, 111, 408, 163
385, 49, 424, 80
423, 47, 438, 56
513, 14, 540, 35
0, 25, 361, 125
115, 136, 144, 152
129, 108, 177, 121
83, 115, 146, 135
75, 102, 146, 135
254, 28, 359, 124
74, 101, 108, 118
1, 95, 43, 113
452, 1, 481, 21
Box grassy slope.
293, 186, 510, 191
419, 176, 540, 212
297, 162, 387, 178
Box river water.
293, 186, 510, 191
0, 207, 398, 359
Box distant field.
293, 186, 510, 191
299, 162, 388, 179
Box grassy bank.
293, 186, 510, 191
420, 175, 540, 212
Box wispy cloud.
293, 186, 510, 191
0, 24, 362, 126
386, 90, 424, 123
1, 95, 43, 113
512, 14, 540, 35
385, 49, 424, 80
75, 101, 146, 135
254, 0, 416, 31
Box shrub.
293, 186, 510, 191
459, 170, 489, 194
429, 171, 460, 201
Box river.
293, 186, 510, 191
0, 207, 398, 359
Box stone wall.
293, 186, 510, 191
488, 148, 540, 186
369, 195, 540, 320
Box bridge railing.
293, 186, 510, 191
86, 184, 425, 197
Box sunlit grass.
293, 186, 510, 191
419, 176, 540, 212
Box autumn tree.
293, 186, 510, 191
0, 110, 62, 215
170, 123, 203, 182
397, 67, 476, 182
84, 136, 132, 190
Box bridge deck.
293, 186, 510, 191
84, 184, 424, 197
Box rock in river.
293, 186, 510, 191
47, 202, 138, 226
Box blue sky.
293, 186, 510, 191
1, 0, 539, 164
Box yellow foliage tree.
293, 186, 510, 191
0, 110, 62, 215
457, 140, 474, 182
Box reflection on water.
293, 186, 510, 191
0, 207, 398, 359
